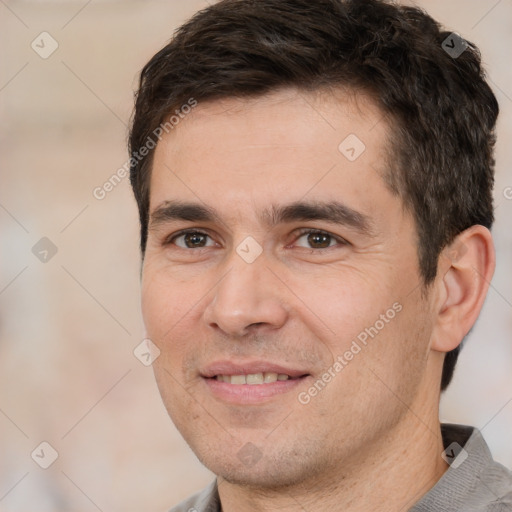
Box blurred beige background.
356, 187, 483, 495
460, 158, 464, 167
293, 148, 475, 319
0, 0, 511, 510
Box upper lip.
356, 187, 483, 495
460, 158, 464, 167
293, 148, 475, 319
201, 360, 310, 379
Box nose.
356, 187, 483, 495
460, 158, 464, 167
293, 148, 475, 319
202, 250, 289, 338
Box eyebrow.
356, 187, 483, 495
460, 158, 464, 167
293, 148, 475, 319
149, 199, 375, 236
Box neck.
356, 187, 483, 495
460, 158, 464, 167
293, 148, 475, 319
218, 404, 449, 512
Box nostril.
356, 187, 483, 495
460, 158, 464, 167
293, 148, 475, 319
248, 322, 265, 328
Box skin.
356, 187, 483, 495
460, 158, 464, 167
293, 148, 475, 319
141, 87, 495, 511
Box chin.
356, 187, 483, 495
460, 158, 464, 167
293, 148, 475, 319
211, 461, 302, 489
195, 443, 323, 491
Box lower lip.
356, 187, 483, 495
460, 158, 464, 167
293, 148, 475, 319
203, 376, 309, 404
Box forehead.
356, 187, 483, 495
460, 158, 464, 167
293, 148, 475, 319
160, 87, 388, 150
149, 87, 399, 227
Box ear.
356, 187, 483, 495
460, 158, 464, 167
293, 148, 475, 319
430, 225, 495, 353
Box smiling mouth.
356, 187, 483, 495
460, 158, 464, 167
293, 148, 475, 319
203, 368, 311, 403
211, 372, 308, 385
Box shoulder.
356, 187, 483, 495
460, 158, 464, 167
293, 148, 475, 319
486, 477, 512, 511
410, 424, 512, 512
450, 424, 512, 511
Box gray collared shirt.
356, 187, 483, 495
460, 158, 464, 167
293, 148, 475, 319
169, 423, 512, 511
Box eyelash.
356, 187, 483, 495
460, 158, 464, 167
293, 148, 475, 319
165, 228, 349, 250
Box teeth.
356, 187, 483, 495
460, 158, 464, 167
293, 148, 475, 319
215, 372, 290, 384
230, 375, 247, 385
246, 373, 264, 385
264, 372, 278, 383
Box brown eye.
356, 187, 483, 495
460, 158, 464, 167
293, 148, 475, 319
294, 229, 348, 250
169, 231, 214, 249
306, 232, 332, 248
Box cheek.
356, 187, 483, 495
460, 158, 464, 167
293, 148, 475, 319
299, 266, 428, 390
288, 268, 395, 354
140, 268, 195, 363
142, 272, 199, 416
346, 293, 432, 406
142, 263, 191, 327
141, 275, 166, 339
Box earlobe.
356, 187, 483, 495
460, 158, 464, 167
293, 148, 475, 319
431, 225, 495, 353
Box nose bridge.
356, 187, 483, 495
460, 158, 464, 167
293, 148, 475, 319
204, 247, 288, 336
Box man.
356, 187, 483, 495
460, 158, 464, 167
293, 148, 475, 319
128, 0, 512, 510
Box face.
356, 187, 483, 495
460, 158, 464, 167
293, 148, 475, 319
141, 88, 437, 488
